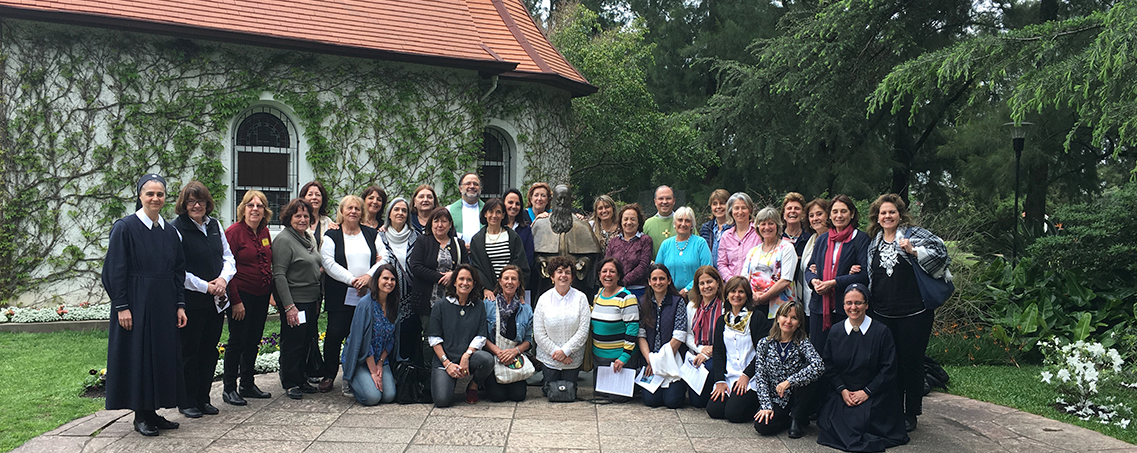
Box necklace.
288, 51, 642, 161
879, 240, 899, 277
675, 238, 689, 256
776, 341, 793, 362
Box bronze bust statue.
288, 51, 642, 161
530, 184, 602, 297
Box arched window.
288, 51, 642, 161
232, 107, 298, 225
479, 128, 512, 199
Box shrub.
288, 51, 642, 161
1028, 181, 1137, 279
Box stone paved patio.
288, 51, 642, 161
14, 372, 1137, 453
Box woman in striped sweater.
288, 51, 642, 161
591, 257, 640, 402
469, 198, 530, 302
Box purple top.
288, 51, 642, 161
605, 232, 653, 287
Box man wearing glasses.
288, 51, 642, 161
448, 172, 484, 244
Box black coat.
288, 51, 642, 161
407, 234, 468, 316
803, 230, 870, 318
101, 214, 186, 411
468, 226, 530, 290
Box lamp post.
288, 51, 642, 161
1004, 121, 1032, 266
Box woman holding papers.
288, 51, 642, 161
684, 266, 723, 408
272, 199, 324, 400
591, 258, 640, 402
706, 277, 771, 423
319, 195, 381, 395
752, 301, 823, 438
636, 264, 689, 409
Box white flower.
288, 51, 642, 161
1118, 419, 1131, 429
1085, 368, 1100, 384
1087, 342, 1105, 357
1041, 371, 1053, 384
1057, 369, 1071, 382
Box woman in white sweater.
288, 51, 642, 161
533, 255, 591, 398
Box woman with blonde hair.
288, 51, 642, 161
221, 190, 275, 405
591, 194, 620, 250
752, 301, 823, 438
319, 195, 381, 395
526, 182, 553, 221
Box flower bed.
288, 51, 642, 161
2, 302, 111, 323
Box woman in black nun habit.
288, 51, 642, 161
102, 174, 188, 437
816, 283, 908, 452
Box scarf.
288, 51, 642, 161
386, 223, 412, 247
724, 307, 752, 333
821, 226, 855, 331
692, 297, 722, 346
496, 292, 523, 322
286, 226, 315, 253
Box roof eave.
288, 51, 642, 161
0, 6, 520, 75
497, 71, 598, 98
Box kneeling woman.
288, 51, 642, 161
706, 277, 769, 423
636, 264, 688, 409
482, 265, 534, 402
342, 265, 399, 405
427, 264, 494, 407
817, 283, 908, 452
752, 301, 823, 438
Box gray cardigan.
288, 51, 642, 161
271, 227, 323, 309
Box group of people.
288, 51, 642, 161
103, 173, 951, 453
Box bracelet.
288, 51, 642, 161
440, 355, 449, 363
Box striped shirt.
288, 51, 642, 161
484, 231, 511, 280
591, 287, 640, 364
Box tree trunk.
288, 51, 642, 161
891, 111, 913, 206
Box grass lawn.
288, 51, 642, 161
0, 314, 320, 452
945, 365, 1137, 445
0, 329, 109, 452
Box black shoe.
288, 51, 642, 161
200, 403, 219, 415
788, 419, 805, 439
287, 387, 303, 400
154, 416, 180, 430
299, 382, 318, 394
179, 407, 203, 419
239, 384, 271, 399
905, 414, 918, 432
223, 390, 247, 406
134, 419, 159, 436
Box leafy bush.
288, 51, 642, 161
928, 323, 1033, 366
977, 257, 1136, 352
1038, 338, 1132, 429
1028, 182, 1137, 278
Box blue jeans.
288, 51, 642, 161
350, 363, 396, 406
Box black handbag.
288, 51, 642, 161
304, 335, 324, 378
543, 379, 577, 402
394, 361, 433, 404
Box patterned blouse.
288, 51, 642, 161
752, 337, 824, 411
369, 298, 397, 365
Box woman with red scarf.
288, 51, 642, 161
803, 194, 869, 351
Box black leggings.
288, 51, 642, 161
322, 309, 354, 379
279, 302, 320, 389
223, 291, 270, 391
707, 389, 758, 423
180, 307, 224, 408
753, 383, 816, 436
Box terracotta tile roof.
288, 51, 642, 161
0, 0, 595, 95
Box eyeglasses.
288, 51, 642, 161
246, 203, 265, 209
186, 199, 205, 207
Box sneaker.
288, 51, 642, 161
342, 383, 354, 398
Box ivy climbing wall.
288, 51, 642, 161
0, 19, 573, 306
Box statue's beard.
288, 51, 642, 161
550, 200, 573, 233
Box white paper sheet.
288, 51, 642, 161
344, 289, 364, 308
679, 352, 710, 395
595, 364, 636, 397
635, 367, 664, 393
296, 310, 307, 325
